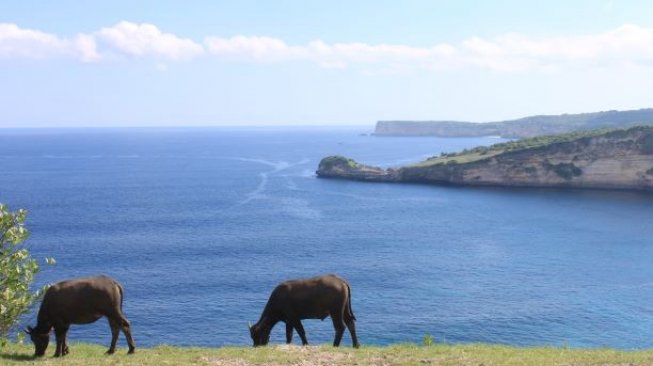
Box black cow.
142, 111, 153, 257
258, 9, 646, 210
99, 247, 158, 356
249, 274, 359, 348
25, 275, 135, 357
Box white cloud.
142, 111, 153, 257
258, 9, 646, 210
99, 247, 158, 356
204, 35, 300, 62
0, 23, 69, 58
0, 22, 202, 62
205, 24, 653, 72
204, 36, 457, 69
2, 22, 653, 72
96, 21, 203, 60
460, 24, 653, 71
73, 34, 100, 62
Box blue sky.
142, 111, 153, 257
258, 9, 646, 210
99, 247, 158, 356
2, 0, 653, 127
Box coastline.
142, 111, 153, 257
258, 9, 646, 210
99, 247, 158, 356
317, 127, 653, 192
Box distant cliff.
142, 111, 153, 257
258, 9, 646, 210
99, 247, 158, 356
375, 108, 653, 138
317, 126, 653, 191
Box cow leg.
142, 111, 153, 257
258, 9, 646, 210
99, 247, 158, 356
331, 313, 346, 347
107, 318, 120, 354
345, 317, 360, 348
53, 326, 69, 357
62, 333, 70, 355
290, 320, 308, 345
119, 316, 136, 354
285, 322, 293, 344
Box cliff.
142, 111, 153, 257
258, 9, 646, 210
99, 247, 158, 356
375, 108, 653, 138
317, 126, 653, 191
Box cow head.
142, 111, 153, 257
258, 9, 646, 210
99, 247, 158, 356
25, 326, 50, 357
249, 323, 270, 347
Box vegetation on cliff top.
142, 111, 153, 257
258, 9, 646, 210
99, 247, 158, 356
415, 125, 653, 168
4, 342, 653, 366
318, 155, 360, 170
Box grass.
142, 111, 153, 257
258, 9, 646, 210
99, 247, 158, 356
3, 342, 653, 366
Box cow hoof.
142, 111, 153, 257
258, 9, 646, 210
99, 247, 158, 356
63, 347, 69, 355
128, 348, 135, 354
106, 349, 115, 355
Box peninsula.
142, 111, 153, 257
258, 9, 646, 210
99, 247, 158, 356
317, 126, 653, 191
375, 108, 653, 138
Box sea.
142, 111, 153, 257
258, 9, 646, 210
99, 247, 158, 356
1, 126, 653, 349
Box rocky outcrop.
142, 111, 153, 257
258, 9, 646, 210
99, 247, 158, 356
375, 108, 653, 138
316, 156, 399, 182
317, 126, 653, 191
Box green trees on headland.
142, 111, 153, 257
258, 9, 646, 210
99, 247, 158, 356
318, 155, 360, 170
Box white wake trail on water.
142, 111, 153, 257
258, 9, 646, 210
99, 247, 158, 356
232, 157, 310, 205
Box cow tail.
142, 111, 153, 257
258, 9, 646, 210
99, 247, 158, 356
117, 281, 125, 311
114, 280, 131, 327
346, 283, 356, 321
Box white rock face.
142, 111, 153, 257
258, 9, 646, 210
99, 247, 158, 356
411, 128, 653, 190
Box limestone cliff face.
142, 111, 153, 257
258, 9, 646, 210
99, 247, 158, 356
317, 127, 653, 191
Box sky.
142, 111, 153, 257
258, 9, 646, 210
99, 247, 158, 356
2, 0, 653, 127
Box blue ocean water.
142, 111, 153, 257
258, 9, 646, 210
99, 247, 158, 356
2, 127, 653, 349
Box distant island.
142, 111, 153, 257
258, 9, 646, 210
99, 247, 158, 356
375, 108, 653, 138
317, 126, 653, 191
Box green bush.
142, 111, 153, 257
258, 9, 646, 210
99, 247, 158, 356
0, 204, 54, 345
640, 134, 653, 154
319, 156, 359, 170
422, 334, 434, 346
545, 162, 582, 180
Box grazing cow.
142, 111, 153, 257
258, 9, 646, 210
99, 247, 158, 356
249, 274, 359, 348
25, 275, 135, 357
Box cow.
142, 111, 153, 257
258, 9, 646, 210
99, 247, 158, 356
25, 275, 135, 357
249, 274, 359, 348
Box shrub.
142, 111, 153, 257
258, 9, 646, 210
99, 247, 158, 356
0, 204, 54, 345
545, 162, 582, 180
641, 134, 653, 154
319, 156, 359, 170
422, 334, 434, 347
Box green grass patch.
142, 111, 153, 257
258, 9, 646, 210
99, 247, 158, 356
3, 342, 653, 366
